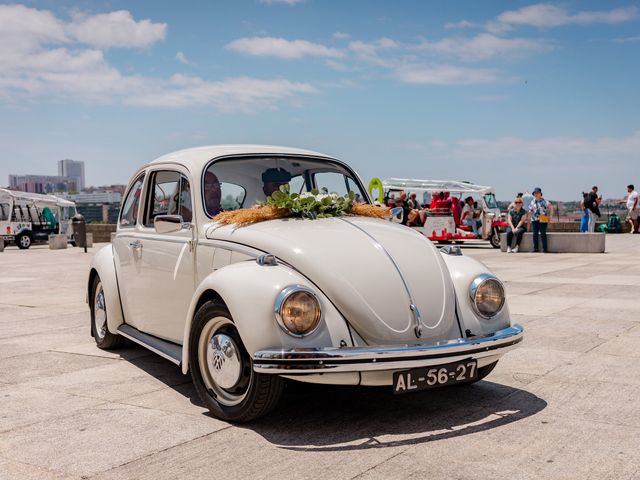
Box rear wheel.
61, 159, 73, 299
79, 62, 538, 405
489, 229, 501, 249
17, 232, 32, 249
91, 275, 124, 349
189, 300, 283, 422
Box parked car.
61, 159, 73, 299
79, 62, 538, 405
0, 188, 77, 249
88, 145, 523, 422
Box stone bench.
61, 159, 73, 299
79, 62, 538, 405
500, 232, 605, 253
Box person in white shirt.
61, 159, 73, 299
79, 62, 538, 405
461, 196, 482, 238
625, 184, 639, 233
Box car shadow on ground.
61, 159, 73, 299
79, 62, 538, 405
120, 344, 545, 452
244, 380, 546, 451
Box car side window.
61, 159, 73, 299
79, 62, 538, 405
145, 171, 192, 226
119, 175, 145, 228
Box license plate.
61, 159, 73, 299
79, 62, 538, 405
392, 359, 478, 394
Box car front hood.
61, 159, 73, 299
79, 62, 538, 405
206, 216, 459, 345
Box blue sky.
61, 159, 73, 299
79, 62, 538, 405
1, 1, 639, 200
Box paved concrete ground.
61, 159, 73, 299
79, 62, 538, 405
1, 235, 639, 480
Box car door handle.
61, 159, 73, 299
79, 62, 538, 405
129, 240, 142, 249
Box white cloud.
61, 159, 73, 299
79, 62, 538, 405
128, 75, 318, 112
347, 38, 400, 67
333, 32, 350, 40
0, 4, 166, 51
258, 0, 305, 5
175, 51, 192, 64
67, 10, 166, 48
444, 20, 478, 30
226, 37, 345, 59
0, 5, 318, 112
416, 33, 551, 61
395, 64, 501, 85
611, 36, 640, 43
492, 4, 639, 31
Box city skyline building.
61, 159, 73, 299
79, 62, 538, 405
7, 159, 85, 193
58, 159, 85, 191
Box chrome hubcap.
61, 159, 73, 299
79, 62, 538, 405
198, 316, 251, 407
94, 284, 107, 340
207, 334, 242, 389
20, 236, 30, 247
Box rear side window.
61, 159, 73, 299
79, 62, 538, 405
119, 175, 144, 228
145, 171, 192, 226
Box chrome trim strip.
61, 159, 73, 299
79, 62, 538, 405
339, 217, 421, 337
117, 324, 182, 365
253, 324, 523, 374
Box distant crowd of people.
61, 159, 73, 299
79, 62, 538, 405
578, 184, 639, 235
385, 191, 485, 238
502, 183, 640, 253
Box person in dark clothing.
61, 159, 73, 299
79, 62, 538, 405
506, 197, 527, 253
585, 186, 600, 232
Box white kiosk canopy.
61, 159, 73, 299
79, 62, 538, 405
382, 178, 495, 195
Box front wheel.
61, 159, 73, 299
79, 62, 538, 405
189, 300, 283, 422
17, 232, 32, 249
489, 229, 501, 249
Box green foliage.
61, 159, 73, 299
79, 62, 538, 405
265, 185, 356, 220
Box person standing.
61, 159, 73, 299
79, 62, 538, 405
585, 186, 601, 233
579, 192, 589, 233
506, 197, 527, 253
626, 184, 639, 233
529, 187, 553, 253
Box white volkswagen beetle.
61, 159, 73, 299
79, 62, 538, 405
88, 145, 523, 422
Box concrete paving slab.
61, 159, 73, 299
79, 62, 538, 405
0, 403, 228, 477
0, 351, 115, 384
0, 237, 639, 478
0, 457, 75, 480
0, 383, 103, 433
0, 328, 97, 359
356, 417, 640, 480
25, 357, 190, 403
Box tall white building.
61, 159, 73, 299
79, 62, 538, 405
58, 159, 85, 192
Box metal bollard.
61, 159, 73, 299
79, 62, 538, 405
71, 213, 87, 253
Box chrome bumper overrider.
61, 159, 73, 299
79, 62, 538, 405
253, 324, 524, 374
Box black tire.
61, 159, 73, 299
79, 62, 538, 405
189, 300, 283, 422
16, 232, 32, 250
489, 230, 501, 249
90, 275, 124, 349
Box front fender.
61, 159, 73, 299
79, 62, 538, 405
89, 244, 124, 334
181, 261, 354, 374
439, 253, 511, 336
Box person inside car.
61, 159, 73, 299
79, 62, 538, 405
262, 168, 292, 197
203, 171, 223, 216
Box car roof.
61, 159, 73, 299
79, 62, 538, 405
148, 144, 333, 172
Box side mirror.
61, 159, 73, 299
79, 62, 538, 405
154, 214, 185, 234
389, 207, 403, 224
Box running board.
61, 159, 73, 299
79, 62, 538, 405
117, 324, 182, 366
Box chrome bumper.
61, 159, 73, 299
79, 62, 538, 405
253, 324, 523, 374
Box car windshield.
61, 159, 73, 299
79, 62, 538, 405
483, 193, 498, 209
202, 157, 367, 217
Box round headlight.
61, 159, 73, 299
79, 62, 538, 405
275, 286, 322, 337
469, 275, 505, 318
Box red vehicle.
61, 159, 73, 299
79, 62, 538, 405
382, 178, 508, 248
